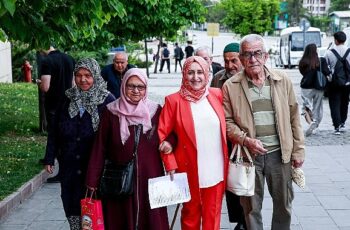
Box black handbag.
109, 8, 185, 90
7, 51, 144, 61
315, 59, 327, 90
99, 124, 142, 198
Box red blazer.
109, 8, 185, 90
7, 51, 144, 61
158, 88, 228, 199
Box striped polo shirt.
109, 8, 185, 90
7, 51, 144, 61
248, 77, 280, 153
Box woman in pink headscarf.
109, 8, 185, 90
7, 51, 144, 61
158, 56, 228, 230
86, 68, 169, 230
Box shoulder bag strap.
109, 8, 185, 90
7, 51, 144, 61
331, 49, 342, 60
133, 124, 142, 157
344, 49, 350, 59
319, 58, 322, 72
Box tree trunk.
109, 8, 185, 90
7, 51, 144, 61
153, 37, 163, 74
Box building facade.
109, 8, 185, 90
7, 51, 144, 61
302, 0, 331, 16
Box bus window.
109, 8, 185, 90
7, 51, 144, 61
290, 32, 321, 51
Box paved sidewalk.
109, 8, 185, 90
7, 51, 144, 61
1, 69, 350, 229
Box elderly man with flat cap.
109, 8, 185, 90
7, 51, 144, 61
211, 43, 246, 230
211, 42, 243, 89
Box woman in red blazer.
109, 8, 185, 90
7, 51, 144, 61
158, 56, 228, 230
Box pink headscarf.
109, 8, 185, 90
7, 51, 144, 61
179, 56, 210, 102
107, 68, 158, 144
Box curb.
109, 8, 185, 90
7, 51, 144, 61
0, 169, 49, 221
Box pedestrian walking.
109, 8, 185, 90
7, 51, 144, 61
158, 56, 228, 230
38, 45, 75, 183
222, 34, 305, 230
324, 31, 350, 135
174, 42, 184, 72
43, 58, 115, 229
299, 43, 331, 136
101, 51, 135, 99
159, 43, 171, 73
194, 46, 224, 81
86, 68, 169, 230
185, 41, 194, 58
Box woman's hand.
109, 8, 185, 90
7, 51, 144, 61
244, 137, 267, 156
159, 141, 173, 154
167, 170, 176, 181
87, 186, 97, 191
45, 165, 54, 174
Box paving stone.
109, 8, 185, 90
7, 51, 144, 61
328, 210, 350, 227
293, 206, 329, 217
317, 195, 350, 209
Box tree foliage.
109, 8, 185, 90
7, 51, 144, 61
329, 0, 350, 12
0, 0, 205, 50
0, 0, 125, 49
220, 0, 279, 35
203, 0, 226, 23
308, 16, 331, 33
286, 0, 308, 26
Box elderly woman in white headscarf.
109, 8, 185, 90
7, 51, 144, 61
43, 58, 115, 230
86, 68, 170, 230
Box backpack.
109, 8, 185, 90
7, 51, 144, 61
330, 49, 350, 87
179, 48, 184, 60
163, 48, 169, 58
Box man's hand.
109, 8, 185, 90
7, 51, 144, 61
244, 137, 268, 155
292, 159, 304, 168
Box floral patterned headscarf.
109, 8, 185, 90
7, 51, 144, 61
179, 56, 210, 102
65, 58, 109, 131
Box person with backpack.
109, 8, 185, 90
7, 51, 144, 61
174, 42, 184, 72
324, 31, 350, 135
159, 43, 170, 73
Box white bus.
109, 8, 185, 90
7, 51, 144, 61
279, 27, 322, 69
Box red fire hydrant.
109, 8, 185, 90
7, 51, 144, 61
22, 60, 32, 83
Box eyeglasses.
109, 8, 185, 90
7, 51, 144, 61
240, 50, 265, 60
126, 84, 146, 91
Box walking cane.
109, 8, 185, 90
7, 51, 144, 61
170, 204, 180, 230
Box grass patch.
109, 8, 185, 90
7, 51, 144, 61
0, 83, 46, 201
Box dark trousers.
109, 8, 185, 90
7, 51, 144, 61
175, 59, 182, 72
226, 191, 246, 224
328, 85, 350, 128
240, 150, 293, 230
159, 59, 170, 73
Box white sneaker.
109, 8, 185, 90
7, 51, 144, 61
306, 122, 317, 136
333, 128, 341, 135
339, 124, 346, 132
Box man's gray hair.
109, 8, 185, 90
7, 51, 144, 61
114, 51, 128, 61
194, 46, 212, 57
240, 34, 267, 53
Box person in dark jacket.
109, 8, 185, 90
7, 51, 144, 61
211, 42, 246, 230
194, 46, 224, 81
185, 40, 194, 58
101, 51, 135, 98
174, 42, 184, 72
299, 43, 331, 136
43, 58, 115, 230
